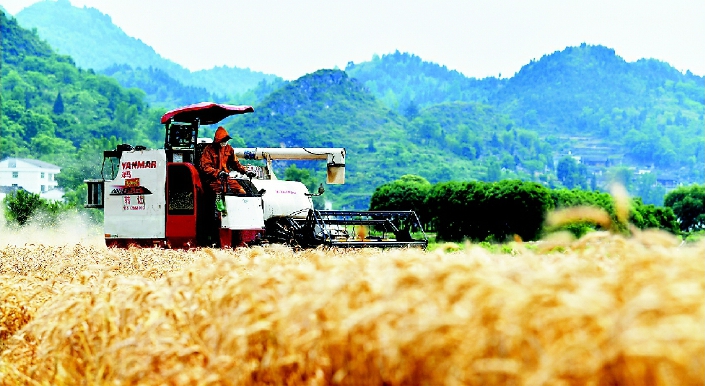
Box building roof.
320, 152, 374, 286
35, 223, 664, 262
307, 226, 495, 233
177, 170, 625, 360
40, 188, 66, 201
0, 185, 25, 194
1, 157, 61, 170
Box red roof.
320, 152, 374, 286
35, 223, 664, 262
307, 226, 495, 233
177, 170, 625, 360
160, 102, 254, 125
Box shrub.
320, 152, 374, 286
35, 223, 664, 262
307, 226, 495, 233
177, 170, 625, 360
3, 189, 75, 227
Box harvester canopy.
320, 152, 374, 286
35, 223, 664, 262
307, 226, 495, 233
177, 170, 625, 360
160, 102, 254, 125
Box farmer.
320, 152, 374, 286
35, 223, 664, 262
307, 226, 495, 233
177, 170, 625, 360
199, 126, 256, 195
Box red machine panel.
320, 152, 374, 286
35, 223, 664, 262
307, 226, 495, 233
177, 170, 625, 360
166, 163, 202, 248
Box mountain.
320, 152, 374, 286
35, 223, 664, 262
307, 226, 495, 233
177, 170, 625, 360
14, 0, 183, 74
101, 64, 216, 108
347, 46, 705, 187
4, 3, 701, 208
189, 66, 282, 102
14, 0, 279, 102
493, 44, 704, 181
345, 51, 505, 112
494, 44, 703, 131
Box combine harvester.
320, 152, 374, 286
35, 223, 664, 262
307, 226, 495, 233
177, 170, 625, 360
86, 102, 427, 249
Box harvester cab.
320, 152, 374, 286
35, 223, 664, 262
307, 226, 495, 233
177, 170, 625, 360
86, 102, 428, 249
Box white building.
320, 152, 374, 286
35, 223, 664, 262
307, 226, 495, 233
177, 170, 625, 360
0, 158, 64, 201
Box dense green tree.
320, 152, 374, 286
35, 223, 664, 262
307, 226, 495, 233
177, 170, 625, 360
422, 181, 681, 243
484, 157, 502, 182
403, 100, 419, 119
550, 187, 680, 234
3, 189, 45, 226
630, 199, 680, 234
424, 181, 472, 240
369, 175, 432, 224
481, 180, 553, 241
409, 116, 442, 143
501, 153, 516, 170
424, 180, 553, 242
556, 156, 587, 189
52, 91, 64, 114
664, 185, 705, 233
30, 134, 76, 159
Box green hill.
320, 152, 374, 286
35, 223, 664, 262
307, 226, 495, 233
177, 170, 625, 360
101, 64, 215, 108
14, 0, 279, 102
493, 44, 704, 181
14, 0, 182, 74
410, 102, 556, 179
345, 51, 504, 112
347, 46, 705, 187
494, 44, 703, 131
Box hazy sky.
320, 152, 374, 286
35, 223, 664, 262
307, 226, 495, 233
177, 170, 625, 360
3, 0, 704, 80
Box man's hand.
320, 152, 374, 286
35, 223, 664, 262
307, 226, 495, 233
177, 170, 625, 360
246, 171, 257, 178
218, 171, 228, 179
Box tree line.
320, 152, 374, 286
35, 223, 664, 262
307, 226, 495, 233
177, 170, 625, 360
369, 175, 703, 242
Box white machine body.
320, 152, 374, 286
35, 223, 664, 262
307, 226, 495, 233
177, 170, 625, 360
103, 150, 167, 239
251, 179, 314, 220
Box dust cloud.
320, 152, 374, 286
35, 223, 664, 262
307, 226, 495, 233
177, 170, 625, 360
0, 207, 104, 247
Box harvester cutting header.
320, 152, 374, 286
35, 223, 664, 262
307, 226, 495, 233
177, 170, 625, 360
86, 102, 427, 249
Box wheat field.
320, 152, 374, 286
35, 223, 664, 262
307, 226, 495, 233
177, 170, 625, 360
0, 216, 703, 385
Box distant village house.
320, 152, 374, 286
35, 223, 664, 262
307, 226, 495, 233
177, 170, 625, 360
0, 158, 64, 201
580, 156, 609, 168
656, 175, 680, 189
